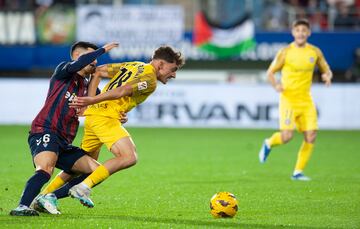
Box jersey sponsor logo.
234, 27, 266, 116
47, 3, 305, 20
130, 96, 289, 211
65, 91, 77, 102
138, 81, 148, 91
89, 103, 108, 109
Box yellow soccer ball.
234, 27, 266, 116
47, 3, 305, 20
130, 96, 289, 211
210, 192, 238, 218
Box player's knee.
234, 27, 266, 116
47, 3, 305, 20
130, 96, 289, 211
36, 165, 54, 175
282, 132, 293, 143
304, 132, 317, 143
129, 152, 138, 166
33, 151, 57, 175
114, 151, 138, 169
35, 162, 56, 175
124, 151, 138, 167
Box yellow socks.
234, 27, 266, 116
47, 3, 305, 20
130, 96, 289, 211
41, 175, 65, 195
268, 132, 283, 147
294, 141, 314, 173
83, 165, 110, 188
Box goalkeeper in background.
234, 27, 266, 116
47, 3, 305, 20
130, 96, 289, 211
258, 19, 332, 181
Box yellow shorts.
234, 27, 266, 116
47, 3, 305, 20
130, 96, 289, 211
81, 115, 130, 154
279, 98, 318, 132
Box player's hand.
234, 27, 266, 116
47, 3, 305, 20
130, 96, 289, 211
103, 42, 119, 53
321, 72, 332, 87
274, 83, 284, 92
69, 96, 95, 108
119, 112, 128, 124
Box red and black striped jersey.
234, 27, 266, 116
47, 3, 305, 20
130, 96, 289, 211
30, 62, 87, 144
30, 47, 105, 144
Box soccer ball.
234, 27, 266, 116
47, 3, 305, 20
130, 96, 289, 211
210, 192, 238, 218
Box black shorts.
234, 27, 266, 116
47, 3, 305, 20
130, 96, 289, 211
28, 131, 86, 174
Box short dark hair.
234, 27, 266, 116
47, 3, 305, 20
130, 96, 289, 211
152, 46, 185, 68
292, 19, 310, 29
70, 41, 98, 56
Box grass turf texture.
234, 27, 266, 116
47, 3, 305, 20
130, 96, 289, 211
0, 125, 359, 228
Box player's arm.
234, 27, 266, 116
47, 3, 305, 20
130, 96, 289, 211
87, 65, 107, 96
316, 48, 332, 86
71, 75, 155, 107
267, 48, 286, 92
71, 84, 133, 107
56, 42, 119, 79
88, 63, 125, 96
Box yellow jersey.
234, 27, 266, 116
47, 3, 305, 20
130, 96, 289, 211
84, 61, 157, 119
269, 42, 330, 102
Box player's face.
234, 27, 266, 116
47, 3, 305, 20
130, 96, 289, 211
157, 61, 179, 84
292, 25, 310, 47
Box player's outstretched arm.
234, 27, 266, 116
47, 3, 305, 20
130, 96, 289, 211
70, 84, 133, 107
67, 42, 119, 74
102, 42, 119, 53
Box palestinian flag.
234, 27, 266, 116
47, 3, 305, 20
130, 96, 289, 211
194, 11, 256, 58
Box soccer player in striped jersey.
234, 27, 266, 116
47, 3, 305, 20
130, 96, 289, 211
10, 41, 118, 216
258, 19, 332, 181
37, 46, 185, 209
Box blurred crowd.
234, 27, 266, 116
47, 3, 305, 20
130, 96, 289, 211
0, 0, 360, 31
264, 0, 360, 31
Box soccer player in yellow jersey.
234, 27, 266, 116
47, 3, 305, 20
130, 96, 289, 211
38, 46, 185, 209
258, 19, 332, 181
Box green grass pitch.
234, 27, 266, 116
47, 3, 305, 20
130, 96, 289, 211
0, 125, 359, 228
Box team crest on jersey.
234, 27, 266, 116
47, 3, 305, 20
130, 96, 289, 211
36, 137, 42, 146
309, 57, 315, 63
137, 81, 148, 90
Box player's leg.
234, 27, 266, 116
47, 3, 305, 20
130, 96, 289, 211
41, 171, 71, 195
10, 151, 56, 216
42, 120, 102, 200
66, 151, 103, 208
69, 117, 135, 206
259, 100, 295, 163
104, 136, 137, 173
67, 118, 105, 207
34, 173, 94, 214
39, 145, 102, 211
70, 136, 136, 208
31, 144, 94, 215
57, 144, 101, 206
292, 103, 318, 181
49, 149, 101, 200
10, 132, 59, 216
81, 120, 136, 188
31, 171, 73, 214
79, 137, 137, 189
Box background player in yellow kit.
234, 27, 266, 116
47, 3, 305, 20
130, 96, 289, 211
38, 46, 185, 210
258, 19, 332, 181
